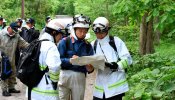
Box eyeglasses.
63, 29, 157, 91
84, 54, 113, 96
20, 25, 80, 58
92, 23, 107, 33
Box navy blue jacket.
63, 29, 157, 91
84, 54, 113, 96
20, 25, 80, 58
58, 37, 94, 73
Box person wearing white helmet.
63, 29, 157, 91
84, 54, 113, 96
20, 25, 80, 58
91, 17, 132, 100
58, 14, 94, 100
30, 19, 65, 100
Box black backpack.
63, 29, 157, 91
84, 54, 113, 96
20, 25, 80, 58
0, 52, 12, 80
17, 39, 49, 88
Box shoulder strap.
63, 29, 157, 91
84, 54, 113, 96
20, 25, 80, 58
65, 36, 72, 51
93, 39, 98, 53
84, 40, 91, 54
109, 36, 117, 53
109, 36, 121, 61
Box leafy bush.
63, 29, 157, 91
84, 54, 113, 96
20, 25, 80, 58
124, 53, 175, 100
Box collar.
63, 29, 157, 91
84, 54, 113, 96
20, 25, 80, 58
97, 34, 110, 45
39, 32, 54, 42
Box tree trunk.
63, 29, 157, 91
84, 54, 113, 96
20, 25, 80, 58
139, 12, 154, 55
154, 17, 161, 45
146, 16, 154, 53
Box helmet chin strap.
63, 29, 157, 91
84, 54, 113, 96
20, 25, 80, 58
51, 31, 57, 45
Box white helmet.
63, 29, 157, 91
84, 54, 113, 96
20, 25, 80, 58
92, 17, 110, 33
72, 14, 91, 28
46, 19, 66, 34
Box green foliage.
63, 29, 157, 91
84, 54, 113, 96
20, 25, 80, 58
125, 40, 175, 99
125, 65, 175, 99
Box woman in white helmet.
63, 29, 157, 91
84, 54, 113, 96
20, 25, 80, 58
30, 19, 65, 100
58, 14, 94, 100
91, 17, 132, 100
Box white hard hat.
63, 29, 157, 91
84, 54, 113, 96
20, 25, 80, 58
46, 19, 66, 34
73, 14, 91, 28
92, 17, 110, 33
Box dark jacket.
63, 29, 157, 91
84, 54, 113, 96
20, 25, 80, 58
19, 27, 39, 43
58, 36, 94, 73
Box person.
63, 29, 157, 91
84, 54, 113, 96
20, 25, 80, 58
16, 18, 23, 30
58, 14, 94, 100
0, 22, 29, 96
2, 19, 7, 29
30, 19, 64, 100
15, 18, 24, 67
19, 18, 40, 43
40, 16, 52, 38
91, 17, 132, 100
0, 17, 4, 30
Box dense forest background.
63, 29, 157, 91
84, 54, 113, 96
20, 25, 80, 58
0, 0, 175, 99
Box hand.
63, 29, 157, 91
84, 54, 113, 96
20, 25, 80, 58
86, 64, 94, 73
70, 55, 79, 64
105, 62, 118, 70
51, 82, 58, 90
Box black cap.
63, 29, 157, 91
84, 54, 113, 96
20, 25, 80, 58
10, 22, 20, 33
46, 16, 51, 22
16, 18, 23, 23
26, 18, 35, 24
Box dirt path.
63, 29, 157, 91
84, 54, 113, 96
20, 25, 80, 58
0, 71, 96, 100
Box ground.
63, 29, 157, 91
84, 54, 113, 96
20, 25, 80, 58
0, 71, 96, 100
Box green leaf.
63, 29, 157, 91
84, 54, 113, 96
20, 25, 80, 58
164, 83, 175, 92
167, 29, 175, 37
152, 89, 164, 99
134, 87, 145, 99
160, 15, 168, 23
146, 15, 152, 22
141, 79, 155, 83
153, 9, 159, 17
151, 68, 160, 75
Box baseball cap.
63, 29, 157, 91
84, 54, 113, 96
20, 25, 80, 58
26, 18, 35, 24
10, 22, 20, 33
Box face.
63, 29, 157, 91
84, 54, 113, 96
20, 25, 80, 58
7, 27, 16, 36
95, 32, 108, 39
55, 33, 63, 44
27, 23, 33, 28
75, 28, 88, 40
0, 20, 3, 25
17, 22, 22, 27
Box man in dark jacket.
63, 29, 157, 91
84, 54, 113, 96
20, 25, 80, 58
19, 18, 39, 43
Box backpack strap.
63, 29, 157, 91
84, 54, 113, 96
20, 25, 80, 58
65, 36, 73, 51
109, 36, 117, 53
93, 36, 120, 60
93, 39, 98, 53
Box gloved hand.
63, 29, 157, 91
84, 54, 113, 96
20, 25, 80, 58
105, 62, 118, 70
51, 82, 58, 90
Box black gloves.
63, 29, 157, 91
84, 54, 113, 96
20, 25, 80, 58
51, 82, 58, 90
105, 62, 118, 70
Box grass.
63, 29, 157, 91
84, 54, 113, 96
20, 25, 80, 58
155, 39, 175, 58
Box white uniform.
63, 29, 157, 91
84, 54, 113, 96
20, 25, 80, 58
30, 32, 61, 100
91, 35, 132, 99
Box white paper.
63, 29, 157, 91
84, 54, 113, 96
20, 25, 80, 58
70, 55, 105, 70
